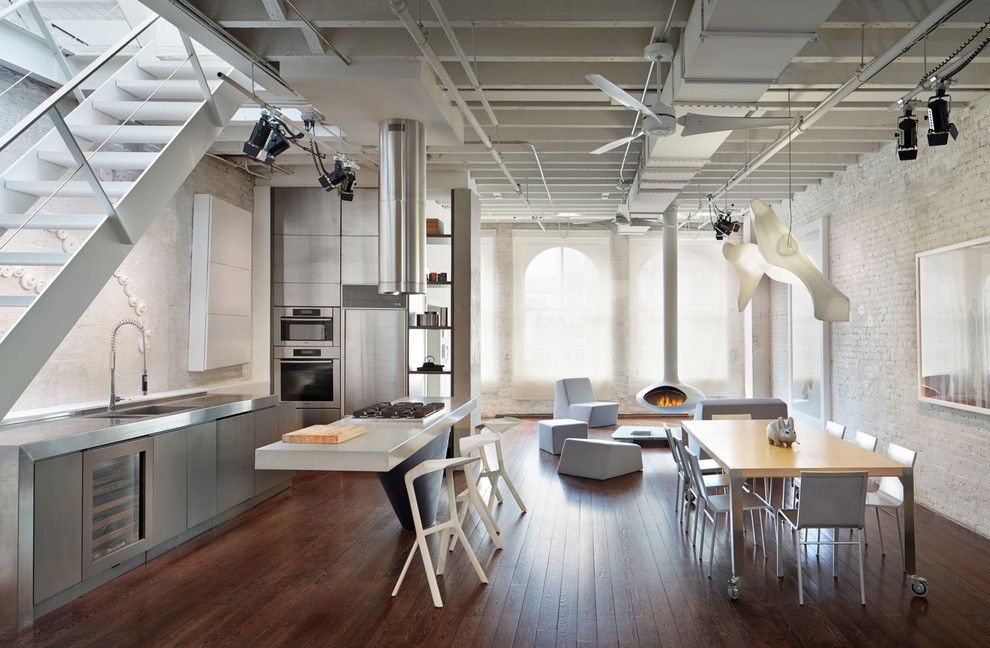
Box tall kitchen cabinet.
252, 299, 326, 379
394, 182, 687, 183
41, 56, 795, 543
272, 188, 341, 308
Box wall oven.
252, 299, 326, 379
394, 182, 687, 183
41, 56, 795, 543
275, 307, 339, 347
274, 346, 340, 408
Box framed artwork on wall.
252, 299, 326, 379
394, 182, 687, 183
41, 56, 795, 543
916, 235, 990, 415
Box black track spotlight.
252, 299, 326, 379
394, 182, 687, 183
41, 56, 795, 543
339, 169, 357, 201
712, 212, 740, 241
243, 114, 273, 161
318, 159, 348, 191
926, 87, 958, 147
895, 108, 918, 161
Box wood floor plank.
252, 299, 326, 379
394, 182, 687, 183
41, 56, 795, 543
3, 417, 988, 648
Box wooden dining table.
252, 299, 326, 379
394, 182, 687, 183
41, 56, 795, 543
680, 418, 927, 600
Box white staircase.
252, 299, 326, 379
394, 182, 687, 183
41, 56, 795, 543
0, 18, 244, 419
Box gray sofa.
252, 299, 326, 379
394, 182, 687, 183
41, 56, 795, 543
694, 398, 788, 421
553, 377, 619, 428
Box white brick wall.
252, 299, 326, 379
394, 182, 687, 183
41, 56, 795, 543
769, 94, 990, 538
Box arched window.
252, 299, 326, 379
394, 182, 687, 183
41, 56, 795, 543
629, 237, 728, 393
512, 233, 612, 394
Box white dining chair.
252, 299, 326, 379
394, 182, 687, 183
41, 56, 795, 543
776, 471, 869, 605
445, 432, 508, 553
665, 427, 728, 533
852, 431, 878, 452
866, 442, 917, 570
391, 457, 489, 608
825, 420, 846, 439
683, 446, 772, 577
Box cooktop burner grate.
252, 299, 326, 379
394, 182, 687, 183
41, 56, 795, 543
351, 401, 445, 420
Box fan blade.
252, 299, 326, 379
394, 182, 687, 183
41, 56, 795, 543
586, 74, 658, 118
590, 131, 644, 155
677, 114, 793, 137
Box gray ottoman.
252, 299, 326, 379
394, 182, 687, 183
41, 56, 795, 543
557, 438, 643, 480
538, 418, 588, 455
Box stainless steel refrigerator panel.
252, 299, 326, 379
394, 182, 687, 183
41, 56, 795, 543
343, 309, 408, 413
340, 188, 378, 236
273, 188, 341, 236
273, 282, 340, 307
340, 235, 378, 284
273, 234, 341, 285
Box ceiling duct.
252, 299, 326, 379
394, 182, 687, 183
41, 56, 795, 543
379, 118, 426, 295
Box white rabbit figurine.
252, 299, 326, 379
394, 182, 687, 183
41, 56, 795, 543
767, 416, 797, 447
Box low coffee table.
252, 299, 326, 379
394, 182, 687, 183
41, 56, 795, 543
611, 425, 670, 444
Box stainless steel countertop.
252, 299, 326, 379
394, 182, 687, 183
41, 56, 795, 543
0, 385, 277, 461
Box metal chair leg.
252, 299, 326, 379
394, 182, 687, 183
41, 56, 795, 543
775, 514, 783, 578
759, 509, 767, 560
875, 506, 885, 555
698, 512, 707, 559
857, 529, 866, 606
796, 528, 804, 605
708, 514, 718, 578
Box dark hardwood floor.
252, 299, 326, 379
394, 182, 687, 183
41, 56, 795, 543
5, 418, 989, 647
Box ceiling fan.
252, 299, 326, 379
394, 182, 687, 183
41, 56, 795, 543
586, 72, 795, 154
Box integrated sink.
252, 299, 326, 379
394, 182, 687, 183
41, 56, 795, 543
116, 403, 197, 416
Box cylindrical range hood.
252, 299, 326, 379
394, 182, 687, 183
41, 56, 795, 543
379, 117, 426, 295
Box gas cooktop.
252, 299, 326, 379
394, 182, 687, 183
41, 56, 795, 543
351, 401, 445, 420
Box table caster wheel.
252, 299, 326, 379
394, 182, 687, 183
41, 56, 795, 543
727, 577, 741, 600
909, 575, 928, 597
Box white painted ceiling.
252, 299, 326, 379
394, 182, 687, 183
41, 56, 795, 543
153, 0, 990, 226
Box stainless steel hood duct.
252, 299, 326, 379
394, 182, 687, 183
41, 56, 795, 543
379, 117, 426, 295
636, 210, 705, 413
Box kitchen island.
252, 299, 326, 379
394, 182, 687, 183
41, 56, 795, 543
256, 396, 478, 529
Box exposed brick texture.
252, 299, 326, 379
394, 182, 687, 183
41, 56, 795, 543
769, 95, 990, 538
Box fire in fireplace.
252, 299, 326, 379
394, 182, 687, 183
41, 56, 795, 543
641, 385, 687, 409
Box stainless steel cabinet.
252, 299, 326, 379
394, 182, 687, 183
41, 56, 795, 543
216, 413, 255, 512
34, 453, 82, 603
82, 438, 154, 579
186, 421, 217, 528
253, 406, 290, 495
273, 188, 341, 235
273, 234, 342, 285
340, 188, 377, 235
152, 429, 187, 545
343, 308, 408, 412
340, 235, 378, 284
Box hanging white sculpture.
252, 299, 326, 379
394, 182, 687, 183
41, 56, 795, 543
722, 241, 801, 311
752, 198, 849, 321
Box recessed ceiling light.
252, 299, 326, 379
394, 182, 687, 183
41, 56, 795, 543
558, 211, 579, 218
492, 192, 503, 199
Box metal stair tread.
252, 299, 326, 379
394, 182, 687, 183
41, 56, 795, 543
0, 213, 105, 230
36, 150, 158, 170
136, 59, 231, 80
68, 124, 180, 144
4, 180, 131, 199
92, 101, 200, 123
0, 252, 72, 266
116, 79, 221, 100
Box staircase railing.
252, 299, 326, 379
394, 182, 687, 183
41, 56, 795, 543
0, 11, 222, 245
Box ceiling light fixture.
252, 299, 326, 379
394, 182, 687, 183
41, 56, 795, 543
926, 84, 958, 146
895, 106, 919, 161
243, 112, 301, 165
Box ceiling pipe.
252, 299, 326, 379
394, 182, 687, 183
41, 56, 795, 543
426, 0, 498, 127
387, 0, 546, 232
681, 0, 971, 226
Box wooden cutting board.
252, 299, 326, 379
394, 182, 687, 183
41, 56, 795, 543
282, 423, 366, 444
